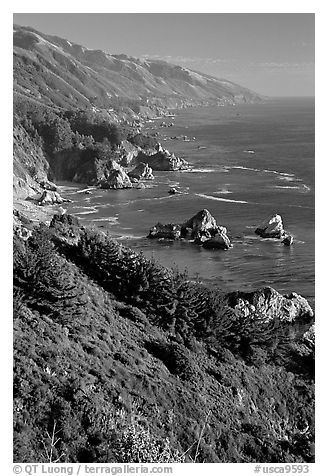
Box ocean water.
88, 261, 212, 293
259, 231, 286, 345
60, 97, 315, 306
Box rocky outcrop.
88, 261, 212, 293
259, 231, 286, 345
137, 143, 190, 171
148, 223, 182, 240
282, 235, 294, 246
226, 286, 314, 323
202, 226, 232, 250
302, 324, 315, 347
37, 179, 58, 191
118, 140, 141, 167
148, 209, 232, 248
136, 182, 146, 189
13, 209, 33, 241
255, 214, 286, 239
13, 123, 50, 199
128, 162, 154, 181
38, 190, 71, 206
99, 166, 132, 189
181, 209, 219, 243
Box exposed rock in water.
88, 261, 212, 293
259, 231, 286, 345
202, 226, 232, 250
99, 165, 132, 189
38, 190, 71, 206
181, 209, 218, 243
168, 187, 184, 195
148, 223, 182, 240
128, 162, 154, 180
136, 143, 190, 171
282, 235, 294, 246
148, 209, 232, 248
225, 286, 314, 323
37, 179, 57, 191
136, 182, 146, 189
255, 214, 286, 239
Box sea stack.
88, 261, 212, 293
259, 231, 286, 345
255, 214, 286, 239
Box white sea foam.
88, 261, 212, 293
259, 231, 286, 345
195, 193, 248, 204
74, 206, 99, 215
76, 209, 99, 215
225, 166, 262, 173
264, 170, 295, 177
274, 185, 301, 190
278, 176, 297, 182
213, 189, 233, 195
117, 234, 144, 240
225, 166, 297, 179
75, 187, 97, 194
186, 168, 218, 173
92, 217, 119, 224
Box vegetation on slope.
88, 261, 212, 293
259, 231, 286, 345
13, 217, 314, 463
13, 95, 158, 191
14, 24, 263, 113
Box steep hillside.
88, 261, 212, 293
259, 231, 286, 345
13, 24, 262, 114
13, 215, 314, 463
13, 118, 50, 198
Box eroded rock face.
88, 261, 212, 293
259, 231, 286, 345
128, 162, 154, 181
136, 143, 190, 171
37, 179, 57, 191
302, 324, 315, 348
181, 209, 218, 243
148, 223, 182, 240
118, 140, 141, 166
13, 209, 33, 241
38, 190, 70, 206
282, 235, 294, 246
99, 166, 132, 189
226, 286, 314, 323
202, 226, 232, 250
147, 209, 232, 248
255, 214, 285, 239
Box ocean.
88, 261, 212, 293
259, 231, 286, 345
60, 97, 315, 307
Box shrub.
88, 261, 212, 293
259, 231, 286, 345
111, 423, 185, 463
13, 226, 83, 324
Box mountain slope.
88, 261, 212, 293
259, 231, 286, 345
13, 24, 262, 112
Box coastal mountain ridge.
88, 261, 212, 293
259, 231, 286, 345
13, 24, 263, 114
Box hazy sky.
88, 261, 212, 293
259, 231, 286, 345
13, 13, 315, 96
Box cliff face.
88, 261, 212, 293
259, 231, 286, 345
13, 122, 49, 198
13, 24, 263, 113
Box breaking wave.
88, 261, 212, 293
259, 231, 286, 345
195, 193, 248, 204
